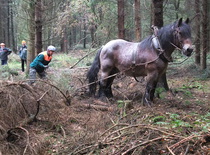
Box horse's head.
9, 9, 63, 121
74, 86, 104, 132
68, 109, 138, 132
173, 18, 193, 56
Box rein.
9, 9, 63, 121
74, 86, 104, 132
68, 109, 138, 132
169, 42, 194, 65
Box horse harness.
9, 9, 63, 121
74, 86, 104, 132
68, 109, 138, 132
131, 25, 172, 82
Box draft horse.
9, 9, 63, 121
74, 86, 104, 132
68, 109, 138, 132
87, 18, 193, 106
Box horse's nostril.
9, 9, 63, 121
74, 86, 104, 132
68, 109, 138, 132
187, 48, 193, 53
185, 48, 193, 56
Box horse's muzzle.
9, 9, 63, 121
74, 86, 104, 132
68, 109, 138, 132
186, 48, 193, 56
182, 44, 193, 57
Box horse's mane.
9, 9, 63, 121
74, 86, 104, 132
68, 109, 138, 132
139, 22, 175, 51
139, 21, 191, 51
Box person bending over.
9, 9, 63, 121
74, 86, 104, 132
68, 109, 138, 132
29, 45, 56, 85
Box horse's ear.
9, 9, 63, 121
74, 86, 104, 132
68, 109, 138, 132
185, 18, 190, 24
177, 18, 183, 27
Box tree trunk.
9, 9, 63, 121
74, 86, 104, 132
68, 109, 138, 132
63, 26, 68, 53
10, 0, 16, 53
35, 0, 43, 54
134, 0, 141, 41
90, 22, 97, 47
117, 0, 125, 39
0, 1, 3, 40
195, 0, 201, 65
7, 0, 10, 46
152, 0, 164, 28
201, 0, 207, 69
173, 0, 180, 19
26, 0, 36, 74
152, 0, 169, 91
83, 18, 86, 49
73, 26, 77, 45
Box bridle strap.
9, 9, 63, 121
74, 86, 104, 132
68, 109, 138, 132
173, 28, 183, 50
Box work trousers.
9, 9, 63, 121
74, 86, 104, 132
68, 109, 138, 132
29, 68, 47, 85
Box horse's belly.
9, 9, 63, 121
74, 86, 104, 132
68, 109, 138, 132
123, 67, 147, 77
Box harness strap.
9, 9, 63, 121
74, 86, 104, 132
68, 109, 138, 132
131, 49, 140, 82
151, 25, 173, 62
131, 25, 174, 82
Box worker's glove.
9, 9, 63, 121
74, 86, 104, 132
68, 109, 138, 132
44, 65, 49, 69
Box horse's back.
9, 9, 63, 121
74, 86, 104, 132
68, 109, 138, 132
101, 39, 138, 57
100, 39, 139, 72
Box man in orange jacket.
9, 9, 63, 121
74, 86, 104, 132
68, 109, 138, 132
29, 45, 56, 85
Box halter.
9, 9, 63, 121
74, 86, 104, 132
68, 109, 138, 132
172, 27, 184, 51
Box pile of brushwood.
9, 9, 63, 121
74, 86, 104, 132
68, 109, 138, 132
0, 80, 71, 154
0, 79, 209, 155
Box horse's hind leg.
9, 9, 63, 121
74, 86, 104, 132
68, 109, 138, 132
98, 68, 110, 98
98, 67, 117, 98
105, 68, 118, 98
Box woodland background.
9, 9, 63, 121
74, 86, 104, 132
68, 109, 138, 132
0, 0, 210, 154
0, 0, 209, 71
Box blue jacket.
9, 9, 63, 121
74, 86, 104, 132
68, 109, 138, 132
0, 48, 12, 60
19, 45, 27, 60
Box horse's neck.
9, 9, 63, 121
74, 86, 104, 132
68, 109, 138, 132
158, 30, 176, 62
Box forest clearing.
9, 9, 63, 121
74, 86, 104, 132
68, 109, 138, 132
0, 51, 209, 154
0, 0, 209, 154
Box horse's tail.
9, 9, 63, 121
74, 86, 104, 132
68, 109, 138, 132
87, 47, 102, 96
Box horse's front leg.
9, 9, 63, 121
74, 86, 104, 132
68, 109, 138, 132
142, 73, 158, 106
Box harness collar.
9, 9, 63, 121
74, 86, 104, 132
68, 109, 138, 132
159, 53, 173, 62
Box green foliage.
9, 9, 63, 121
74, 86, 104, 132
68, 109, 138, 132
50, 72, 73, 92
117, 100, 124, 108
52, 53, 89, 69
192, 112, 210, 132
200, 69, 210, 79
170, 119, 191, 128
175, 81, 205, 99
155, 87, 166, 99
116, 100, 131, 117
181, 82, 203, 90
152, 115, 166, 123
151, 112, 210, 131
168, 113, 191, 128
0, 65, 19, 78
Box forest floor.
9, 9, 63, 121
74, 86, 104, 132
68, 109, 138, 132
0, 51, 210, 155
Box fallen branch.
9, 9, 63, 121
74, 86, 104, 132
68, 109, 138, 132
100, 123, 129, 137
70, 50, 96, 69
77, 103, 114, 111
169, 134, 200, 150
166, 145, 175, 155
121, 136, 163, 155
102, 124, 183, 142
18, 126, 30, 155
34, 90, 49, 120
60, 126, 66, 139
24, 79, 71, 106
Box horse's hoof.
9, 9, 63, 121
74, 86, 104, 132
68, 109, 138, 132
99, 96, 107, 102
142, 99, 153, 107
169, 89, 176, 96
144, 102, 153, 107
